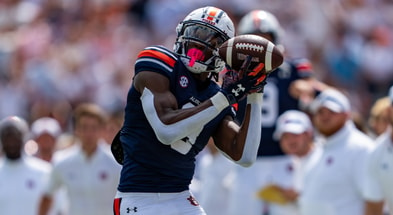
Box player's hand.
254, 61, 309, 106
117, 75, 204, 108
221, 56, 266, 104
248, 72, 268, 94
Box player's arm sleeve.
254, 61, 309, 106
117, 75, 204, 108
233, 93, 262, 167
141, 88, 230, 145
217, 93, 262, 167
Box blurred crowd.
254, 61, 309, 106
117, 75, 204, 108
1, 0, 393, 128
1, 0, 393, 214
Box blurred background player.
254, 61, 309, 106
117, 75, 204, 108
364, 85, 393, 215
228, 9, 328, 215
112, 6, 270, 215
299, 88, 374, 215
0, 116, 51, 215
31, 117, 63, 162
38, 103, 121, 215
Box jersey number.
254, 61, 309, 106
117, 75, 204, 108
262, 84, 279, 127
170, 103, 203, 154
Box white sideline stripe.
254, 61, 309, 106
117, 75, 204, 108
265, 42, 274, 71
226, 39, 234, 67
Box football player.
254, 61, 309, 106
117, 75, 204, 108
112, 6, 268, 215
228, 10, 328, 215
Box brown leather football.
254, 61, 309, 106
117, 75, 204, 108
217, 34, 284, 73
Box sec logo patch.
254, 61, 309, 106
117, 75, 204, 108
179, 76, 189, 88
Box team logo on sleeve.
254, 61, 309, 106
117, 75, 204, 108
179, 76, 189, 88
326, 156, 334, 165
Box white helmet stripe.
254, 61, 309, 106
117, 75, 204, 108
265, 42, 274, 71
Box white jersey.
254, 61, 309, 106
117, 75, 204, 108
45, 142, 121, 215
299, 121, 374, 215
0, 156, 51, 215
195, 151, 234, 215
292, 142, 323, 193
364, 128, 393, 213
227, 155, 295, 215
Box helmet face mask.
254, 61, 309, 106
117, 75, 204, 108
175, 6, 234, 74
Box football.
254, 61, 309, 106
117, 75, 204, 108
217, 34, 284, 73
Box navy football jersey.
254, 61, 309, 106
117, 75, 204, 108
236, 59, 313, 157
118, 46, 235, 193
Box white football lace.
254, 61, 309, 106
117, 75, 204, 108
235, 43, 265, 52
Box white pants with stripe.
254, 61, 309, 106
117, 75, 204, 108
113, 190, 206, 215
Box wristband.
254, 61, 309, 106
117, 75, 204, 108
210, 92, 230, 111
247, 93, 263, 104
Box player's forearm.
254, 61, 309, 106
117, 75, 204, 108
142, 88, 230, 145
234, 93, 263, 167
159, 92, 228, 124
38, 195, 52, 215
364, 201, 384, 215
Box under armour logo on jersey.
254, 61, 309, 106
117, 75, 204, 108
126, 207, 137, 213
232, 84, 245, 96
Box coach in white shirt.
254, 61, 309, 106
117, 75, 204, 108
38, 103, 121, 215
274, 110, 323, 197
261, 110, 322, 215
299, 88, 374, 215
364, 86, 393, 215
0, 116, 51, 215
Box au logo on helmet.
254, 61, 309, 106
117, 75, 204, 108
201, 7, 224, 25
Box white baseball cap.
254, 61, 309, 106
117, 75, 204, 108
273, 110, 313, 140
310, 88, 350, 113
31, 117, 62, 138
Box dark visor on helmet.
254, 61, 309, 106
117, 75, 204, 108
182, 24, 226, 49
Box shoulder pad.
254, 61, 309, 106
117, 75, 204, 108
135, 46, 178, 76
137, 45, 177, 67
